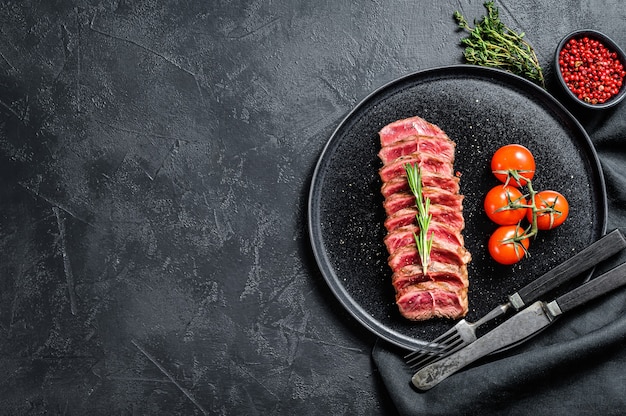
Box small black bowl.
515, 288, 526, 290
555, 29, 626, 110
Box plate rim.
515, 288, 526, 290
307, 64, 608, 351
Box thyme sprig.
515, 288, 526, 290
454, 1, 545, 88
405, 163, 434, 275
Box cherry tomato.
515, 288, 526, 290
488, 225, 530, 265
491, 144, 536, 187
527, 190, 569, 230
484, 185, 528, 225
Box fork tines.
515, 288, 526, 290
405, 328, 464, 369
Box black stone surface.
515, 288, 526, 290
1, 1, 625, 415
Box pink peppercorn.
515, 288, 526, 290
559, 36, 626, 104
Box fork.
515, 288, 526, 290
404, 229, 626, 370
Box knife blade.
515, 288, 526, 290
411, 260, 626, 390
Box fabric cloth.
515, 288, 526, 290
372, 99, 626, 415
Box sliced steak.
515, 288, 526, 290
378, 115, 470, 321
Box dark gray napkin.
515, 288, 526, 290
372, 102, 626, 416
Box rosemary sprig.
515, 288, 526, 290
405, 163, 434, 275
454, 1, 545, 88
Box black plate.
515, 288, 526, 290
307, 65, 607, 351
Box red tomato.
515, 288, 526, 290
488, 225, 530, 265
527, 190, 569, 230
491, 144, 536, 187
484, 185, 528, 225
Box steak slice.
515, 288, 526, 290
378, 135, 456, 164
383, 188, 463, 216
379, 116, 448, 147
392, 262, 468, 292
395, 281, 468, 320
383, 223, 465, 254
387, 239, 472, 272
379, 153, 454, 182
381, 174, 460, 198
384, 205, 465, 233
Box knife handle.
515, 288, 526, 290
550, 261, 626, 315
511, 229, 626, 309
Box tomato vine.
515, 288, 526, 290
485, 144, 569, 264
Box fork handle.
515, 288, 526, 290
510, 229, 626, 309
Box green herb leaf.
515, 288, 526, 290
454, 1, 545, 88
404, 163, 434, 275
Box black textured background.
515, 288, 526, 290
1, 1, 625, 415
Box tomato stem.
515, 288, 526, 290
524, 178, 539, 240
498, 174, 566, 248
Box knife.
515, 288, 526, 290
411, 260, 626, 390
